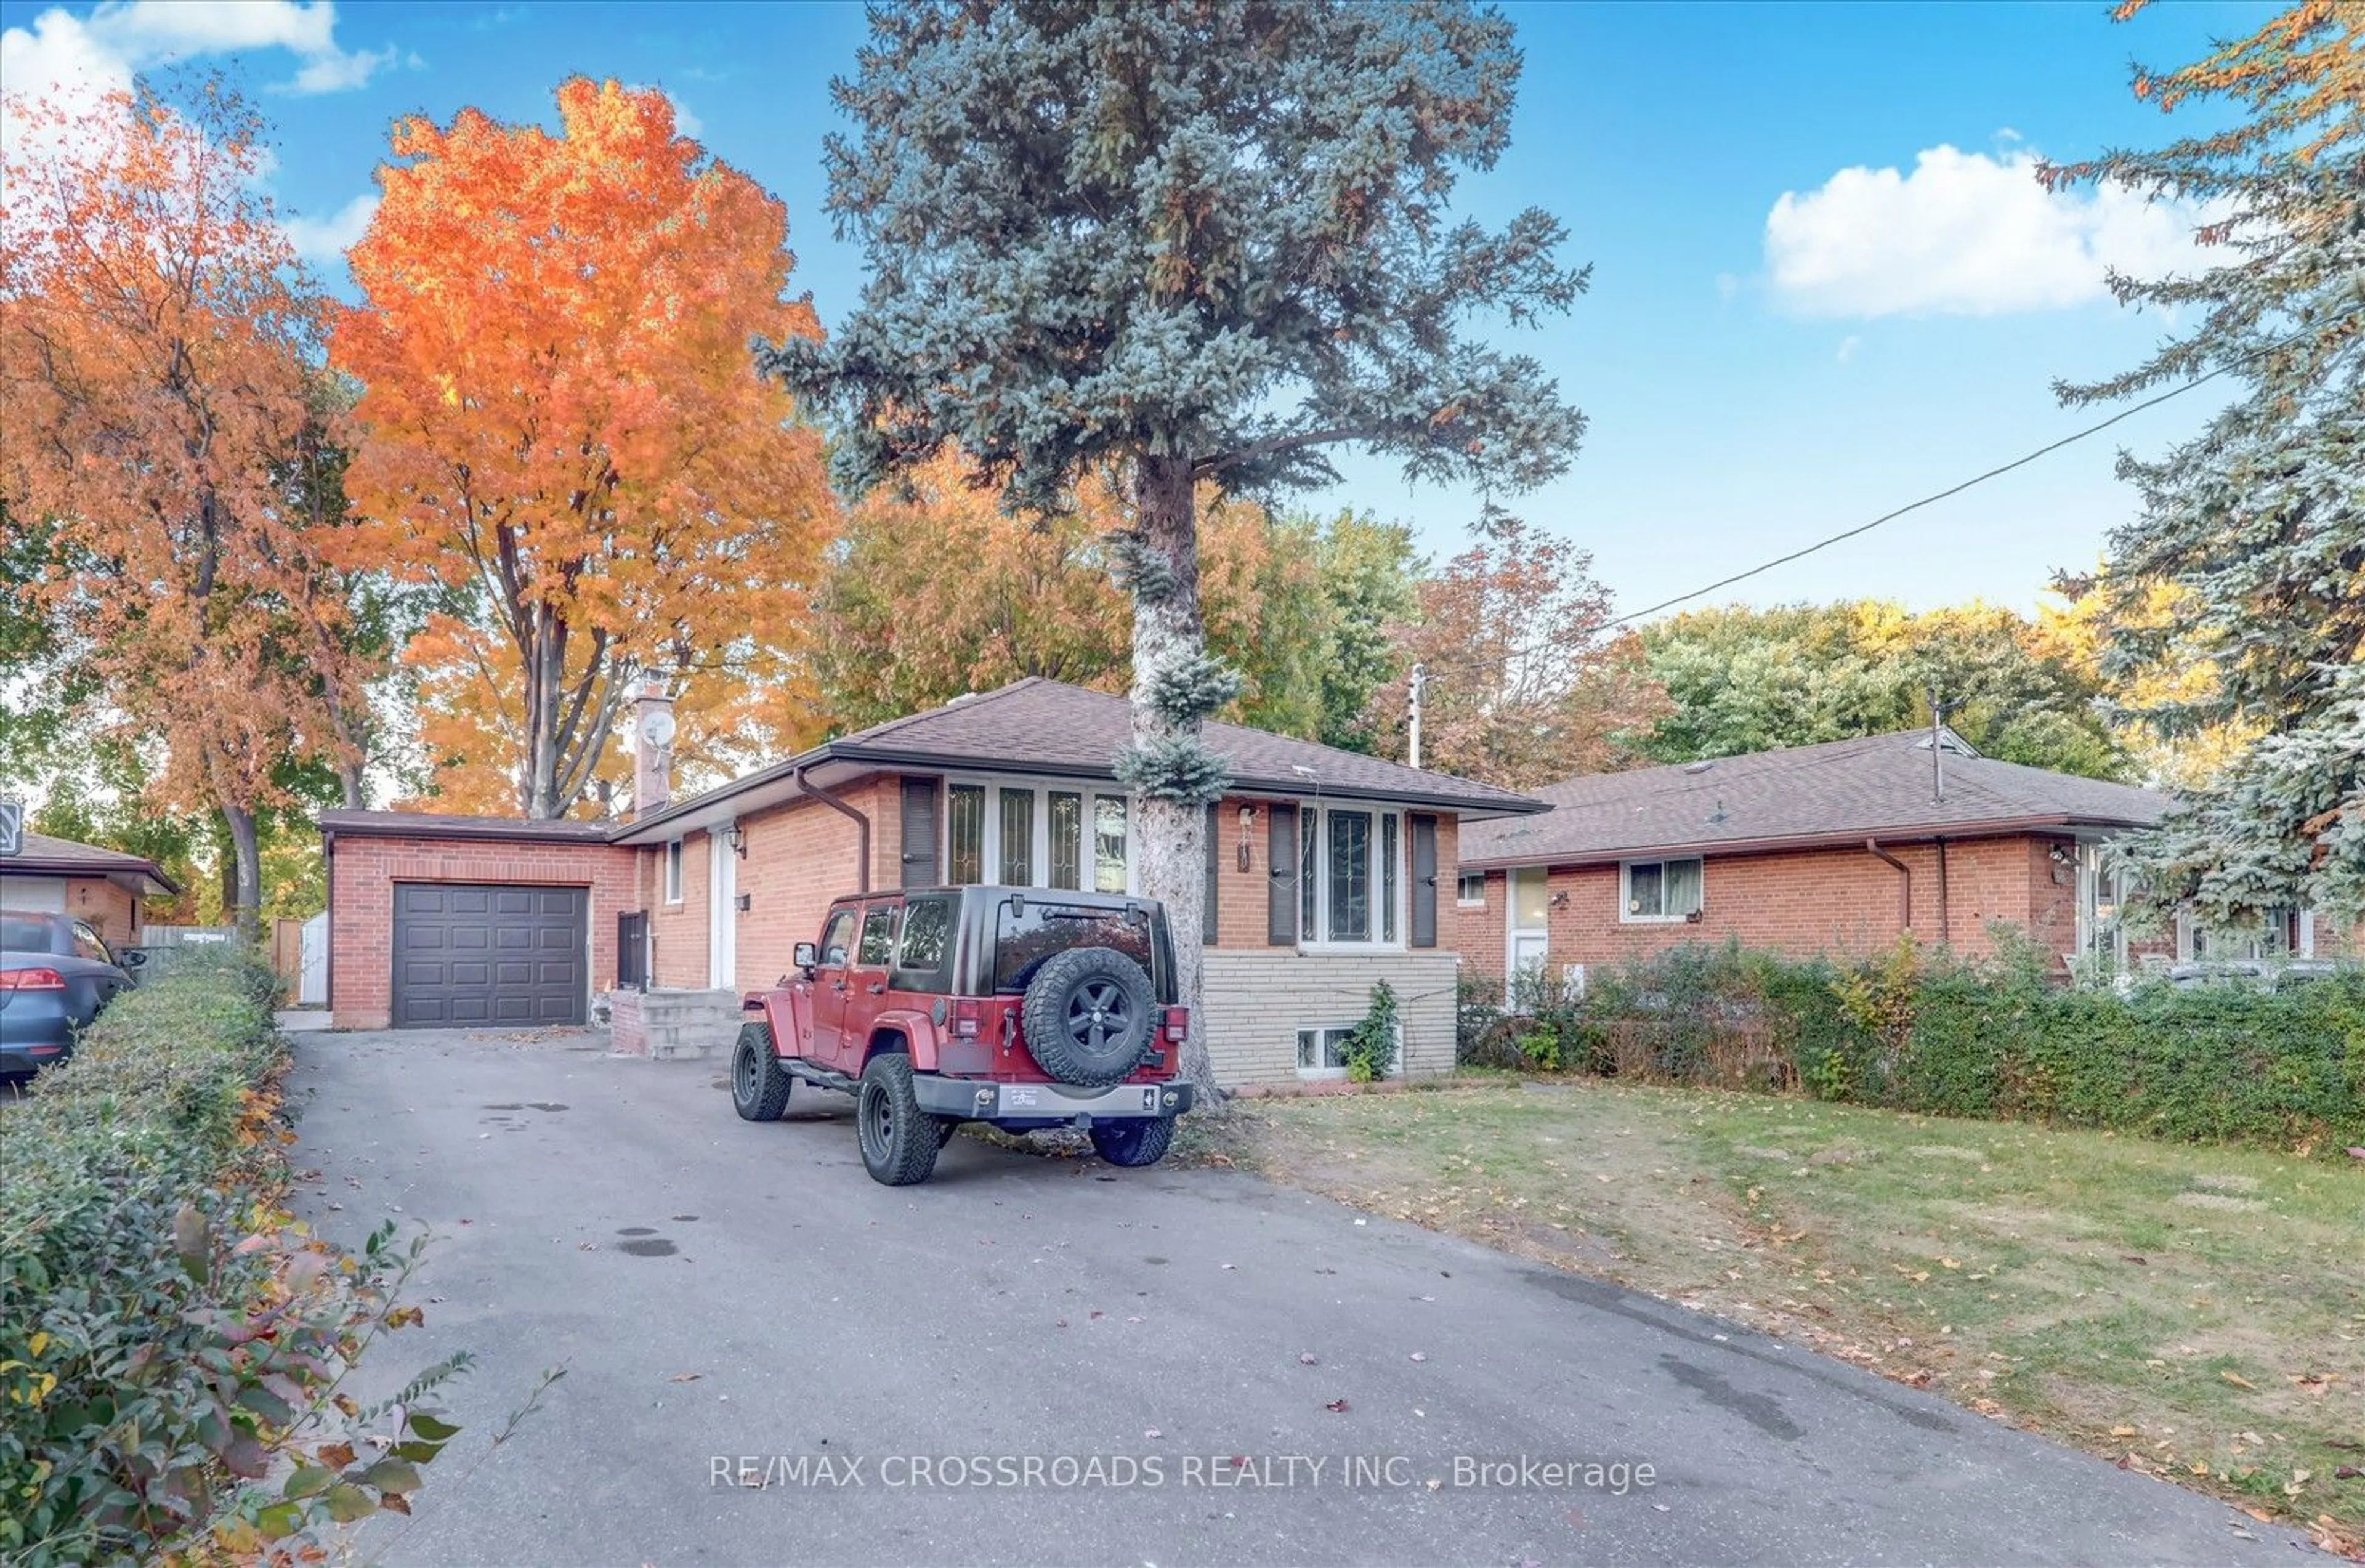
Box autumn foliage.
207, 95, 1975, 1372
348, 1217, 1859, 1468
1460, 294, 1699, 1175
815, 451, 1329, 735
1376, 519, 1667, 788
334, 78, 838, 817
0, 80, 371, 923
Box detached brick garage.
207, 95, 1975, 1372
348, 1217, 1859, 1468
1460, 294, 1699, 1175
320, 815, 634, 1032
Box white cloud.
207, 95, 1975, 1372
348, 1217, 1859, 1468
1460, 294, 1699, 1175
1764, 143, 2212, 318
1, 1, 393, 131
284, 41, 396, 95
1835, 334, 1860, 364
282, 188, 375, 265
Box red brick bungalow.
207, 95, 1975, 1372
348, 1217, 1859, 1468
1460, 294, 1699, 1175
1455, 729, 2181, 985
320, 678, 1545, 1085
0, 831, 179, 944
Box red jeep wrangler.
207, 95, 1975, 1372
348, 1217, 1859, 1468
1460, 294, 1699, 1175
731, 885, 1197, 1186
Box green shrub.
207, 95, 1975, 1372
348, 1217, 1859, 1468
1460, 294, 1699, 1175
0, 950, 463, 1563
1341, 981, 1401, 1084
1545, 939, 2364, 1154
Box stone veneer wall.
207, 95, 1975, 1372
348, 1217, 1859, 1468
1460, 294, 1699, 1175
1200, 951, 1460, 1087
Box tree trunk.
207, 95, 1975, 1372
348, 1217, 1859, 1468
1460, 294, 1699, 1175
221, 802, 262, 942
213, 812, 238, 918
1130, 456, 1223, 1110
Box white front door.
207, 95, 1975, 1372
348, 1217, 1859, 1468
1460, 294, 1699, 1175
708, 826, 737, 990
1507, 867, 1549, 980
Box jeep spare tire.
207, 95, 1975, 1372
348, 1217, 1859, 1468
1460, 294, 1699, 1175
1020, 945, 1155, 1086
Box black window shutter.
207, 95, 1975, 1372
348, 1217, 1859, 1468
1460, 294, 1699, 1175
899, 777, 939, 889
1267, 802, 1297, 945
1409, 813, 1438, 948
1204, 802, 1219, 945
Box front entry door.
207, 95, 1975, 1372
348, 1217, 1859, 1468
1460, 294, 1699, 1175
1507, 867, 1550, 980
708, 825, 737, 990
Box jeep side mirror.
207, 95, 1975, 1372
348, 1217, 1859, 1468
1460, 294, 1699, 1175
793, 941, 817, 968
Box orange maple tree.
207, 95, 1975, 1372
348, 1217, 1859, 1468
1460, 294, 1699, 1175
813, 451, 1316, 733
0, 80, 373, 929
334, 78, 838, 818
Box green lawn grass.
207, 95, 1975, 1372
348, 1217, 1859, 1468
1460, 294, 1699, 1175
1212, 1078, 2365, 1548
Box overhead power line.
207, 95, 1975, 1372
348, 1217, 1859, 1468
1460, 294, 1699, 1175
1419, 313, 2357, 679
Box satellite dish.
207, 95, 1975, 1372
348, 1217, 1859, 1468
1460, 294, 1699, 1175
639, 708, 676, 749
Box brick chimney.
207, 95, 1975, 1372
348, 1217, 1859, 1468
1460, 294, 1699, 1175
631, 677, 675, 818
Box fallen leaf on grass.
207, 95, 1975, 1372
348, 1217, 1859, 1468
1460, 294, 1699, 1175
2110, 1425, 2137, 1437
2335, 1466, 2360, 1481
2221, 1370, 2257, 1390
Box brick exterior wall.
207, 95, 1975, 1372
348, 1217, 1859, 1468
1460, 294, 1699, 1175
333, 775, 1484, 1038
61, 878, 139, 943
327, 834, 636, 1029
1455, 832, 2087, 980
1211, 798, 1457, 952
1202, 951, 1460, 1086
632, 775, 908, 996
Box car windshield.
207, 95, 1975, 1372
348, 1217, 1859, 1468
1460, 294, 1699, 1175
991, 900, 1154, 993
1, 915, 55, 951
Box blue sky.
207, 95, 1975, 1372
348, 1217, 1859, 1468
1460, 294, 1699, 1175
1, 0, 2270, 623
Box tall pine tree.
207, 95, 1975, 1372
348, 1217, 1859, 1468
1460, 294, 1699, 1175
766, 2, 1587, 1099
2042, 1, 2364, 925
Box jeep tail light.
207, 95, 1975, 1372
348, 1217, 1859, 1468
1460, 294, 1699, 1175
1162, 1006, 1189, 1043
952, 998, 983, 1039
0, 967, 65, 991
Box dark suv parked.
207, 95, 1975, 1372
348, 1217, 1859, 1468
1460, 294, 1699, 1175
731, 886, 1196, 1185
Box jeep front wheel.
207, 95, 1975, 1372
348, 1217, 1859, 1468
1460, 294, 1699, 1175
731, 1022, 793, 1122
1088, 1116, 1174, 1169
857, 1053, 945, 1186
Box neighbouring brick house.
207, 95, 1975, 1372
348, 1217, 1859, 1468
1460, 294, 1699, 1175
320, 678, 1546, 1085
1455, 729, 2195, 985
0, 831, 179, 944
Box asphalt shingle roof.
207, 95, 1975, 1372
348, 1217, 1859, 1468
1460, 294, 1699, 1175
1, 831, 182, 894
1460, 730, 2171, 868
820, 677, 1543, 814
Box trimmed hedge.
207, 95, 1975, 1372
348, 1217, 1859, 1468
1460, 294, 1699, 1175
1, 950, 459, 1564
1460, 937, 2365, 1152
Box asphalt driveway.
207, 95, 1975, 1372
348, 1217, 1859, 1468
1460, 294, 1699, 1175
288, 1028, 2305, 1566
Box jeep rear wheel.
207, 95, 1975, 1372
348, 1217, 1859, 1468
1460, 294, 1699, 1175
1019, 945, 1155, 1086
1089, 1116, 1175, 1168
857, 1053, 945, 1186
731, 1022, 792, 1121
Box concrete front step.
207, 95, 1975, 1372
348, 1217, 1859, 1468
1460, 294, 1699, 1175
607, 987, 747, 1060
